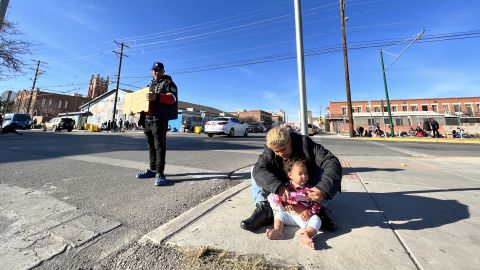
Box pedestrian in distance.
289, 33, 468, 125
136, 62, 178, 186
119, 118, 123, 132
266, 157, 322, 250
1, 124, 23, 135
429, 118, 440, 138
240, 125, 342, 234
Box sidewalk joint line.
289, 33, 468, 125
356, 173, 424, 270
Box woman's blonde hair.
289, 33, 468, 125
266, 125, 291, 148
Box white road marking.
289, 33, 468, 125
210, 149, 263, 155
65, 155, 227, 179
367, 141, 433, 157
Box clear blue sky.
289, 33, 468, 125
2, 0, 480, 121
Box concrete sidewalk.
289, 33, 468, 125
141, 156, 480, 269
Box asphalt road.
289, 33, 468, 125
1, 130, 479, 269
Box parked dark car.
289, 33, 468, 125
246, 122, 267, 133
42, 117, 75, 132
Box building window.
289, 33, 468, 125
392, 106, 398, 112
342, 107, 347, 115
383, 106, 388, 112
48, 99, 53, 107
64, 100, 69, 109
395, 118, 403, 126
374, 106, 379, 112
421, 105, 428, 111
384, 118, 390, 124
477, 104, 480, 114
454, 104, 461, 113
411, 106, 418, 111
41, 98, 46, 107
58, 100, 63, 109
432, 105, 438, 112
356, 106, 362, 113
366, 106, 370, 112
402, 105, 408, 111
443, 105, 450, 114
466, 104, 473, 116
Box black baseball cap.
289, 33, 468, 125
151, 62, 164, 70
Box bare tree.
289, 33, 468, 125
0, 21, 30, 76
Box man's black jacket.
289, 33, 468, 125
252, 132, 342, 200
147, 75, 178, 121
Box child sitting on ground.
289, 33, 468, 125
266, 157, 322, 249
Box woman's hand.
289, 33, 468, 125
307, 187, 325, 202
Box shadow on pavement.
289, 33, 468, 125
0, 132, 264, 164
318, 188, 473, 247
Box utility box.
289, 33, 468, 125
194, 126, 202, 134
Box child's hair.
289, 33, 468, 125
283, 156, 307, 174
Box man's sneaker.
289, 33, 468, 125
136, 169, 156, 179
155, 175, 167, 186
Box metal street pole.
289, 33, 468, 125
0, 0, 9, 31
293, 0, 308, 136
339, 0, 354, 137
380, 50, 394, 136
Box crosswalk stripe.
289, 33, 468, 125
65, 155, 227, 179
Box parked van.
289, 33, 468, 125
1, 113, 32, 129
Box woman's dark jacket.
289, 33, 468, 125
252, 132, 342, 200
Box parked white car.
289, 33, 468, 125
204, 117, 248, 137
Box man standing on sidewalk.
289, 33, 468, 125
240, 126, 342, 232
136, 62, 178, 186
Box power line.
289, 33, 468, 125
166, 30, 480, 75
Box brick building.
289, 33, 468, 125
9, 74, 109, 122
272, 110, 286, 127
87, 74, 109, 99
228, 110, 273, 129
11, 89, 89, 120
327, 96, 480, 134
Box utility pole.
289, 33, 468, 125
380, 30, 424, 137
380, 51, 394, 136
339, 0, 354, 137
26, 60, 45, 114
0, 0, 9, 31
112, 41, 128, 121
85, 95, 91, 125
3, 90, 12, 114
293, 0, 309, 136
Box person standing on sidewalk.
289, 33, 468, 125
240, 125, 342, 232
429, 118, 440, 138
136, 62, 178, 186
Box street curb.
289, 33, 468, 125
139, 180, 251, 245
346, 137, 480, 144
